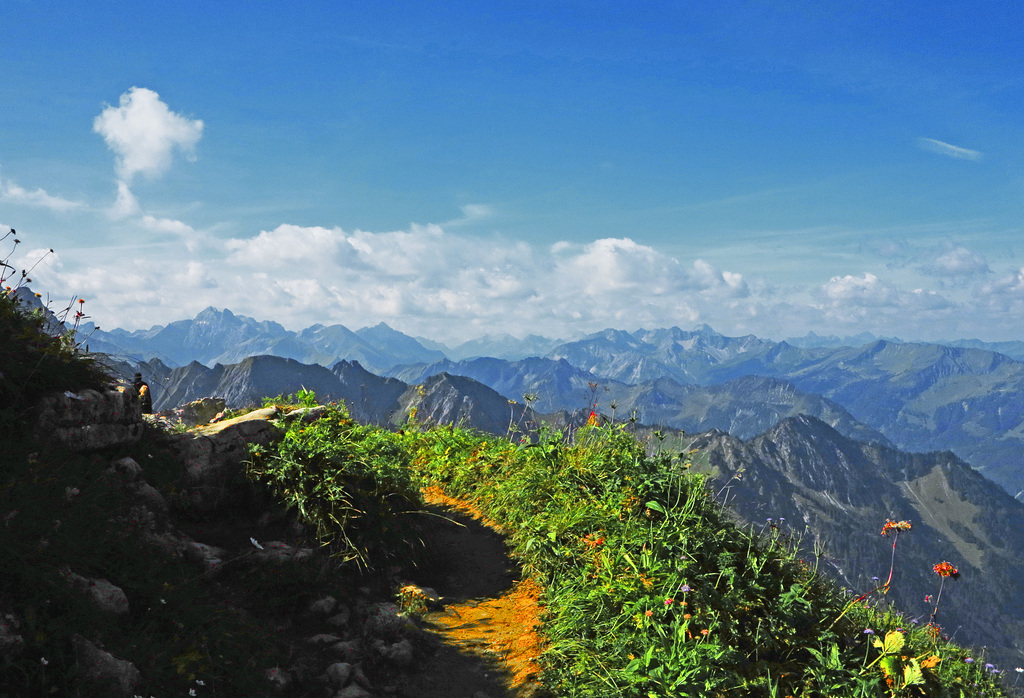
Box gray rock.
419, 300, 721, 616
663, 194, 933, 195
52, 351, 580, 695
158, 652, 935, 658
71, 634, 141, 697
373, 638, 413, 668
183, 541, 228, 572
306, 633, 343, 646
326, 606, 352, 629
325, 661, 354, 687
336, 684, 374, 698
308, 595, 338, 616
283, 405, 330, 424
331, 639, 362, 661
177, 397, 227, 426
162, 409, 284, 515
36, 388, 143, 451
265, 665, 293, 691
253, 540, 314, 564
0, 613, 24, 657
65, 572, 129, 615
363, 602, 414, 640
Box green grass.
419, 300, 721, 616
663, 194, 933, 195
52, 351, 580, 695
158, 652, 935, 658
402, 421, 1013, 697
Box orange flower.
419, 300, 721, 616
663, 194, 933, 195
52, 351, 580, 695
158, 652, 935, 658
933, 561, 959, 578
881, 519, 912, 536
586, 411, 598, 427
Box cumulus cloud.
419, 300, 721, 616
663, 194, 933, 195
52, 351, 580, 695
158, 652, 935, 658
0, 176, 83, 211
93, 87, 204, 182
141, 215, 203, 252
919, 246, 990, 277
212, 227, 752, 340
916, 137, 982, 161
815, 272, 951, 326
977, 268, 1024, 316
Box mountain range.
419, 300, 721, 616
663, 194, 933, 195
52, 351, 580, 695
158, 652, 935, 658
89, 307, 1024, 498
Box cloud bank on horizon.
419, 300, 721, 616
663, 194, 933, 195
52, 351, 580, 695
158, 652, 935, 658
3, 86, 1020, 344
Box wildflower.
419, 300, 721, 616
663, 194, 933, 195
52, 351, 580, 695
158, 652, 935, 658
78, 298, 84, 304
985, 663, 995, 671
64, 486, 80, 501
644, 610, 653, 617
678, 584, 691, 593
40, 657, 48, 666
664, 598, 674, 606
881, 519, 912, 536
196, 679, 205, 685
190, 690, 197, 696
965, 658, 975, 664
924, 595, 932, 603
863, 628, 875, 635
700, 629, 709, 635
933, 561, 959, 578
250, 537, 264, 550
683, 613, 691, 619
1016, 667, 1023, 673
586, 411, 598, 427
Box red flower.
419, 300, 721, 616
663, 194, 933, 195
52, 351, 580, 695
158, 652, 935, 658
933, 561, 959, 578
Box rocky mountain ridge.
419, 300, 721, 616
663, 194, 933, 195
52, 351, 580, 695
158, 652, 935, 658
91, 308, 1024, 496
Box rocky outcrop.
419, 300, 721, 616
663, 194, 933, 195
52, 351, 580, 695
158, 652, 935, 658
35, 387, 143, 451
71, 634, 141, 697
159, 406, 285, 515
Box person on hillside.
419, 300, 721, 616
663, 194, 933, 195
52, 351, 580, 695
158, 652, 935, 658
133, 372, 153, 414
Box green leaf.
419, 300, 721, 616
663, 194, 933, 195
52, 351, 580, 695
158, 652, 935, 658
882, 630, 905, 655
645, 501, 666, 514
903, 659, 924, 687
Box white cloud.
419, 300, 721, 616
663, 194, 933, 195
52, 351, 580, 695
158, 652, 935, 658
916, 137, 982, 162
0, 176, 83, 211
141, 215, 202, 252
110, 180, 140, 219
33, 215, 1012, 343
815, 272, 952, 326
93, 87, 204, 182
919, 246, 990, 277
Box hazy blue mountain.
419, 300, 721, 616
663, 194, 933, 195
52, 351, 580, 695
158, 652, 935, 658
687, 415, 1024, 671
354, 322, 446, 367
386, 356, 889, 445
445, 333, 563, 360
385, 356, 604, 413
785, 330, 902, 349
935, 338, 1024, 362
87, 309, 446, 373
546, 327, 1024, 496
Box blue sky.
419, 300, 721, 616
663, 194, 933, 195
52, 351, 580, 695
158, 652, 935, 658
3, 1, 1024, 344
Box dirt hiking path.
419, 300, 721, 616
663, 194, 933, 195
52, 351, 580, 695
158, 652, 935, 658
390, 487, 547, 698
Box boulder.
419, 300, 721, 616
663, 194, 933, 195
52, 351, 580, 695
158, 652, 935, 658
161, 407, 284, 515
36, 388, 144, 451
177, 397, 227, 426
64, 571, 130, 615
71, 634, 141, 697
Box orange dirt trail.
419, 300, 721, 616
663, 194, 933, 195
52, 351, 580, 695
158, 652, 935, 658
394, 487, 546, 698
